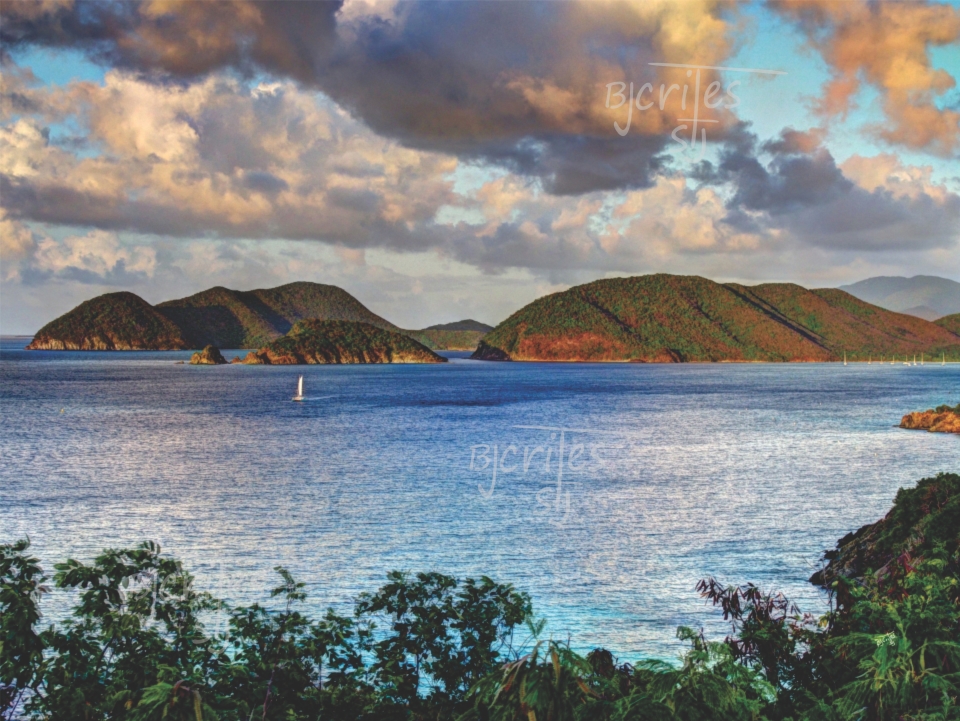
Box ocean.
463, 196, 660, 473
2, 336, 958, 659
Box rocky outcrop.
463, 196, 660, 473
899, 405, 960, 433
190, 346, 228, 365
241, 319, 446, 365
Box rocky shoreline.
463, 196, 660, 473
899, 404, 960, 433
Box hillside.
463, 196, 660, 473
936, 313, 960, 336
25, 292, 190, 350
838, 275, 960, 319
241, 320, 446, 364
472, 274, 960, 362
157, 281, 398, 348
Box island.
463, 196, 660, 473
26, 282, 491, 352
405, 320, 493, 351
899, 403, 960, 434
26, 292, 190, 350
239, 319, 447, 364
472, 274, 960, 362
190, 346, 228, 365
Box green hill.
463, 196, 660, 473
405, 328, 488, 351
425, 319, 494, 332
157, 281, 398, 348
472, 274, 960, 362
936, 313, 960, 336
241, 320, 446, 364
25, 292, 190, 350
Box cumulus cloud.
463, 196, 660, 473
771, 0, 960, 156
8, 227, 156, 285
1, 0, 746, 192
1, 71, 459, 248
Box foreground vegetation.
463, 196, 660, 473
3, 472, 959, 720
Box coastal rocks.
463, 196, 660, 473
899, 405, 960, 433
190, 345, 228, 365
241, 319, 446, 364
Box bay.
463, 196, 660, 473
1, 336, 958, 659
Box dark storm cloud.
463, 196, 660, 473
696, 125, 960, 251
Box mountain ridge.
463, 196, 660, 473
156, 281, 399, 348
838, 275, 960, 320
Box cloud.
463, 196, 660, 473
7, 226, 156, 285
1, 0, 745, 193
771, 0, 960, 156
1, 72, 460, 249
695, 125, 960, 252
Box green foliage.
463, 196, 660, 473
3, 474, 959, 720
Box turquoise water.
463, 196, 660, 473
1, 336, 958, 659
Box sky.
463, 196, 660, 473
1, 0, 959, 333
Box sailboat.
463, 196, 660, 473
843, 352, 847, 366
292, 375, 304, 401
913, 355, 917, 366
921, 353, 924, 366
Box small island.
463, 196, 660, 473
900, 403, 960, 434
240, 319, 447, 364
190, 346, 228, 365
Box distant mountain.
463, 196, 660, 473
241, 320, 446, 364
26, 292, 190, 350
405, 329, 488, 351
472, 274, 960, 362
937, 314, 960, 336
157, 282, 398, 348
405, 320, 493, 351
838, 276, 960, 320
425, 319, 494, 332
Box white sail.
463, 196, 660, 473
298, 375, 303, 397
